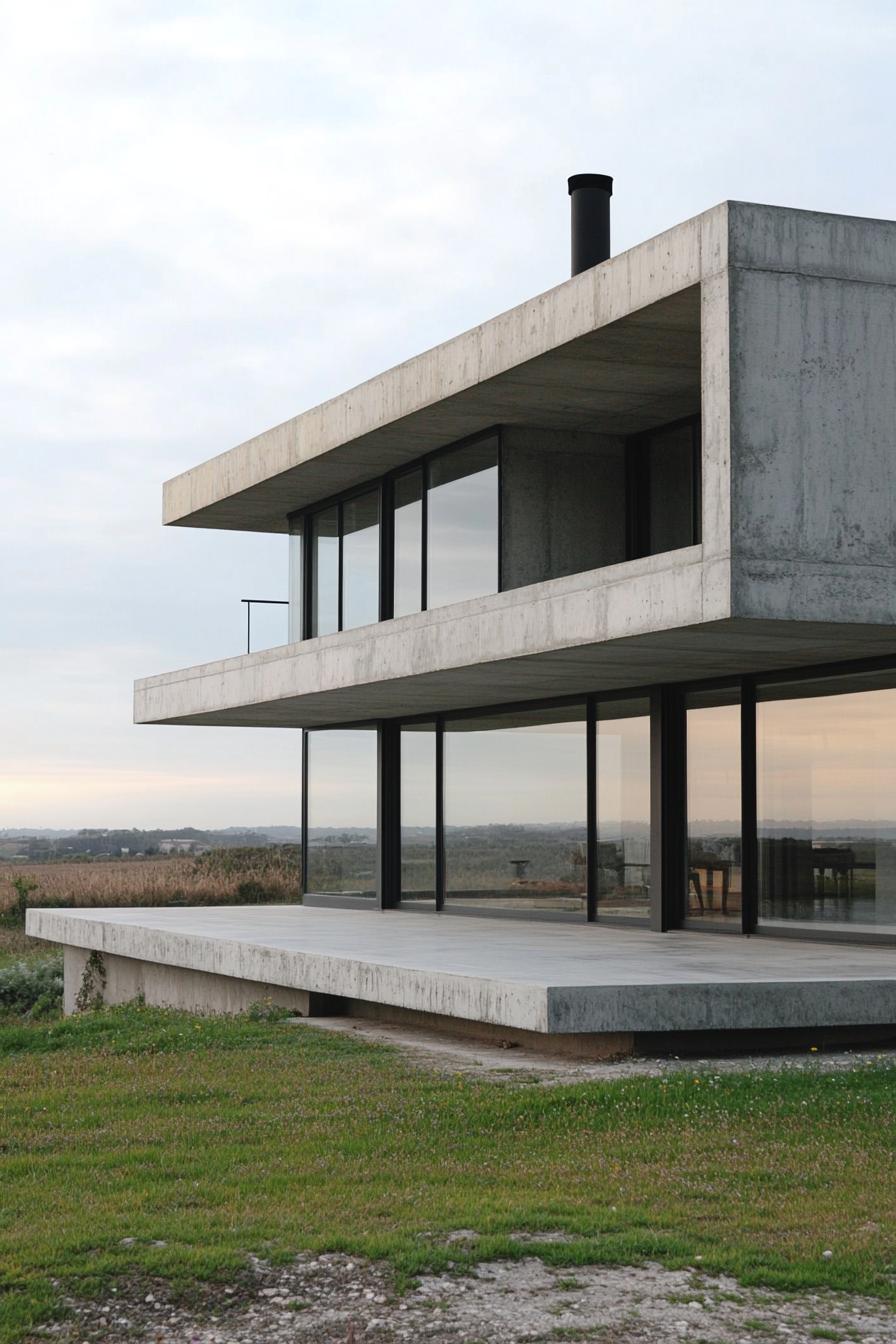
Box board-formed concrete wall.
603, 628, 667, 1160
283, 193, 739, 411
727, 202, 896, 625
500, 427, 627, 589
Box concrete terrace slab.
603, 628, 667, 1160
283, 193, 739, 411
27, 905, 896, 1036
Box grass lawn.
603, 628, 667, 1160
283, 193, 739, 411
0, 1005, 894, 1343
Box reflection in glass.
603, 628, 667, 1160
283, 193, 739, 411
342, 490, 380, 631
305, 729, 377, 896
444, 706, 586, 914
400, 723, 436, 905
311, 507, 339, 636
758, 678, 896, 933
394, 470, 423, 618
288, 518, 303, 643
595, 702, 650, 918
686, 690, 741, 925
428, 438, 499, 609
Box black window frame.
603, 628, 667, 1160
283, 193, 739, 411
288, 427, 503, 641
300, 651, 896, 945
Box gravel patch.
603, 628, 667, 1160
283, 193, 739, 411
285, 1015, 896, 1085
37, 1252, 896, 1343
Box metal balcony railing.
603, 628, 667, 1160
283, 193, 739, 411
241, 598, 289, 654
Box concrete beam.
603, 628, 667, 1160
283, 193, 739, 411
161, 203, 723, 533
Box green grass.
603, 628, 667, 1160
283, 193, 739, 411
1, 1005, 894, 1343
0, 927, 53, 969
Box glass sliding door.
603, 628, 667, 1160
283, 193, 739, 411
595, 699, 651, 919
757, 671, 896, 934
341, 490, 380, 631
427, 437, 499, 609
443, 705, 587, 914
685, 687, 741, 926
305, 728, 377, 896
400, 722, 437, 906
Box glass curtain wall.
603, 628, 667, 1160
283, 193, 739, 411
443, 706, 587, 914
305, 728, 378, 896
685, 688, 741, 925
400, 722, 437, 906
757, 672, 896, 934
595, 700, 651, 919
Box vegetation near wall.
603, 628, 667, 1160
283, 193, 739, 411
0, 848, 301, 924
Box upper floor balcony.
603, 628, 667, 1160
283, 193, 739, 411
136, 199, 896, 729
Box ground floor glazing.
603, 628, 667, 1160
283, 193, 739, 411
301, 656, 896, 940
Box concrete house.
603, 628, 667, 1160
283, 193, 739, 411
31, 179, 896, 1051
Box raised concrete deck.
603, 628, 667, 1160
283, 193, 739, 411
27, 905, 896, 1037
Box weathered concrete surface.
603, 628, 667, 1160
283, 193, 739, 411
138, 199, 896, 726
28, 906, 896, 1035
163, 209, 714, 532
62, 944, 313, 1017
132, 559, 896, 728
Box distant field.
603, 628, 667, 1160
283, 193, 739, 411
0, 849, 301, 923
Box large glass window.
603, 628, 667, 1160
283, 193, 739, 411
427, 438, 499, 609
444, 705, 586, 914
305, 729, 377, 896
757, 673, 896, 934
685, 688, 741, 926
400, 723, 437, 906
311, 506, 339, 636
288, 517, 303, 643
595, 700, 651, 919
394, 470, 423, 618
341, 490, 380, 631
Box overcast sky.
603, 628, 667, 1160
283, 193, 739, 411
3, 0, 896, 829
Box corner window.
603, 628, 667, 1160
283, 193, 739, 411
757, 671, 896, 935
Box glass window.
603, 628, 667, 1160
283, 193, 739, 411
288, 518, 303, 643
400, 723, 436, 905
305, 728, 377, 896
595, 700, 651, 919
443, 705, 586, 914
311, 507, 339, 637
427, 438, 499, 609
394, 470, 423, 618
757, 673, 896, 934
341, 490, 380, 631
686, 688, 741, 925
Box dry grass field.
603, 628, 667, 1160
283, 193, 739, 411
0, 849, 300, 921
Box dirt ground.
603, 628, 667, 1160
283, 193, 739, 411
38, 1250, 896, 1343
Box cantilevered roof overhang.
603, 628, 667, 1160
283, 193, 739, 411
162, 204, 727, 533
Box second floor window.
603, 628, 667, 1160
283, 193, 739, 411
289, 433, 499, 641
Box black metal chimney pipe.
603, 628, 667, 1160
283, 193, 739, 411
568, 173, 613, 276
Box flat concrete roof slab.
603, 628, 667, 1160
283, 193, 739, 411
27, 905, 896, 1036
